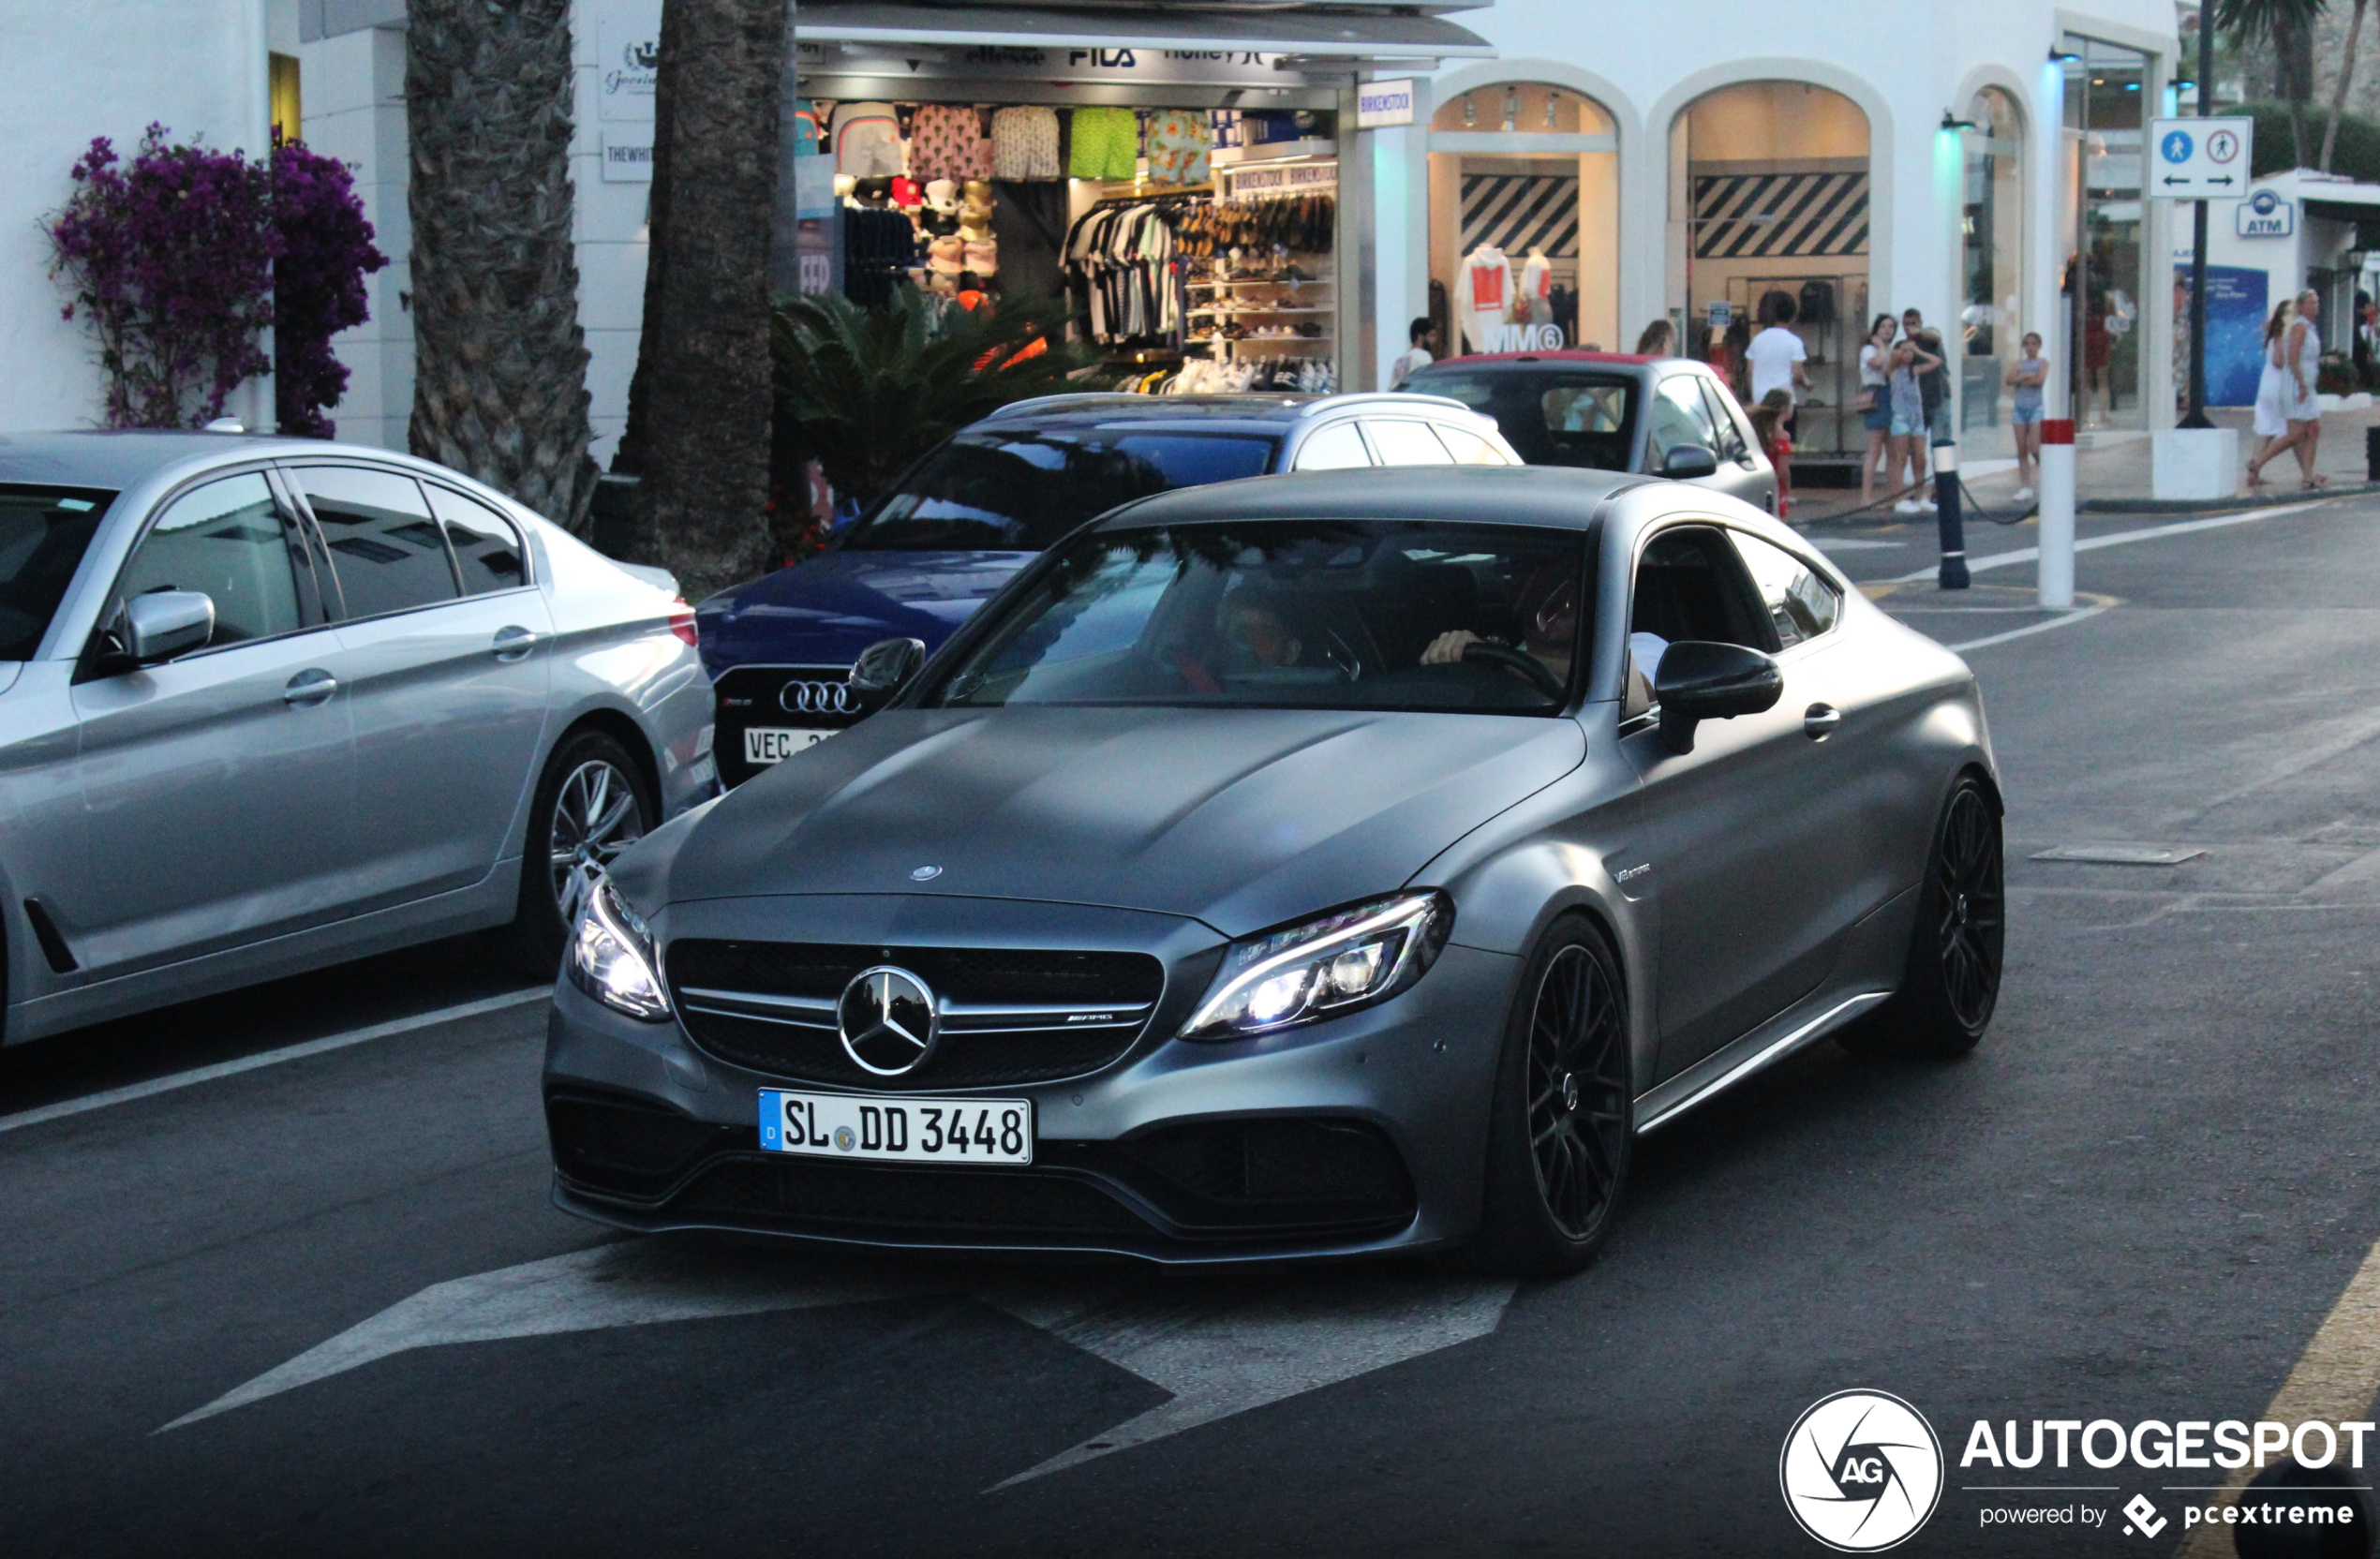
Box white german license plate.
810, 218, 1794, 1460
743, 726, 834, 765
758, 1090, 1034, 1166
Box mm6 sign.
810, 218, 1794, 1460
2149, 117, 2254, 199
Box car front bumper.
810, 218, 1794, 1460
541, 895, 1518, 1265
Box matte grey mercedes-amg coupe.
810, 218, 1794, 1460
543, 465, 2003, 1273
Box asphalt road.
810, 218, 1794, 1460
7, 495, 2380, 1558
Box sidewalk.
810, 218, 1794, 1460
1789, 403, 2380, 525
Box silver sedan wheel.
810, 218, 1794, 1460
549, 759, 647, 928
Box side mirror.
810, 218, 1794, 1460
1654, 640, 1782, 754
119, 590, 215, 666
1659, 443, 1720, 481
847, 636, 927, 705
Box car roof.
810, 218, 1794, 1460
0, 428, 320, 489
1420, 350, 1679, 371
1093, 465, 1649, 532
973, 392, 1488, 438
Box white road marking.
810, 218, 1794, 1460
1886, 499, 2326, 584
1943, 604, 2112, 652
1808, 538, 1908, 552
157, 1240, 1515, 1486
0, 988, 549, 1136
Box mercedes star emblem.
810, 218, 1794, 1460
837, 965, 940, 1076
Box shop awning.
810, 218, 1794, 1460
796, 3, 1496, 66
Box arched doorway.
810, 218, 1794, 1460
1426, 83, 1621, 357
1668, 81, 1870, 458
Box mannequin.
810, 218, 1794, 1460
1520, 246, 1554, 327
1458, 242, 1511, 355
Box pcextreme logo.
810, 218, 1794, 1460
1780, 1390, 1946, 1552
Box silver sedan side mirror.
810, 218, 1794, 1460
121, 590, 215, 665
848, 636, 927, 703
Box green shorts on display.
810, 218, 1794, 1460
1069, 106, 1138, 181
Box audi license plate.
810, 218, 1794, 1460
743, 726, 835, 765
759, 1090, 1034, 1166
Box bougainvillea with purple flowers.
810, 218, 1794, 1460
46, 126, 386, 435
48, 126, 277, 428
272, 139, 387, 438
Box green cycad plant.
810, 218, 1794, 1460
771, 288, 1097, 508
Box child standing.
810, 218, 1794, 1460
1751, 387, 1795, 515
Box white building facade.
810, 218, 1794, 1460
8, 0, 2188, 477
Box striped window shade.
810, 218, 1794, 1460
1461, 174, 1580, 260
1690, 170, 1869, 260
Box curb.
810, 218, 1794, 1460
2077, 481, 2380, 515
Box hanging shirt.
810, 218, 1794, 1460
1459, 245, 1510, 355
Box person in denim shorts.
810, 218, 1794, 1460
1888, 336, 1941, 512
2005, 331, 2047, 500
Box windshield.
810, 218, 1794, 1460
0, 484, 114, 661
923, 520, 1585, 716
844, 430, 1278, 553
1406, 370, 1639, 471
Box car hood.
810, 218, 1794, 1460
650, 705, 1585, 936
696, 548, 1034, 672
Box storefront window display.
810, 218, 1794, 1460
2062, 36, 2149, 430
1960, 87, 2028, 457
1425, 83, 1620, 360
1667, 81, 1871, 459
797, 97, 1340, 393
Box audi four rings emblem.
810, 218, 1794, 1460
780, 679, 856, 716
837, 965, 941, 1076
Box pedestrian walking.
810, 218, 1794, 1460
2247, 289, 2328, 490
2005, 331, 2046, 502
1390, 317, 1439, 384
1634, 318, 1676, 356
1750, 388, 1794, 515
1745, 296, 1810, 434
1857, 313, 1896, 506
1887, 335, 1941, 513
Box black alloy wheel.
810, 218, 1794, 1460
1471, 917, 1635, 1274
1842, 776, 2004, 1060
502, 729, 658, 976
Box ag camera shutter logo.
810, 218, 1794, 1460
1780, 1389, 1944, 1552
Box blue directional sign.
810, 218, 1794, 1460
2149, 117, 2253, 199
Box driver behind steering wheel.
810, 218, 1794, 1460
1419, 564, 1580, 690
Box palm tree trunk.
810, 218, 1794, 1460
2324, 0, 2370, 171
405, 0, 599, 536
622, 0, 787, 601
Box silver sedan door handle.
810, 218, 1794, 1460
1803, 703, 1842, 741
283, 669, 339, 706
492, 625, 549, 661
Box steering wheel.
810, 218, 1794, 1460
1462, 641, 1568, 702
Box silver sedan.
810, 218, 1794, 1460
0, 431, 716, 1044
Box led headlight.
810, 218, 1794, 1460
565, 877, 673, 1022
1182, 891, 1452, 1042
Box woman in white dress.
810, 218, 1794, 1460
2248, 290, 2328, 489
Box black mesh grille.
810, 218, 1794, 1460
675, 1155, 1154, 1238
546, 1091, 751, 1200
1106, 1119, 1417, 1233
669, 940, 1167, 1091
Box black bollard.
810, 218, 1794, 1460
1934, 442, 1969, 590
2366, 424, 2380, 483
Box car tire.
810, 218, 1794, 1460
502, 729, 657, 977
1467, 915, 1635, 1277
1839, 775, 2003, 1061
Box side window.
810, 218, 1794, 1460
1291, 421, 1373, 470
1697, 379, 1752, 461
1645, 377, 1722, 466
1629, 525, 1773, 683
1431, 423, 1510, 466
115, 473, 305, 648
424, 485, 527, 594
1361, 420, 1456, 466
297, 467, 461, 619
1728, 530, 1841, 648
